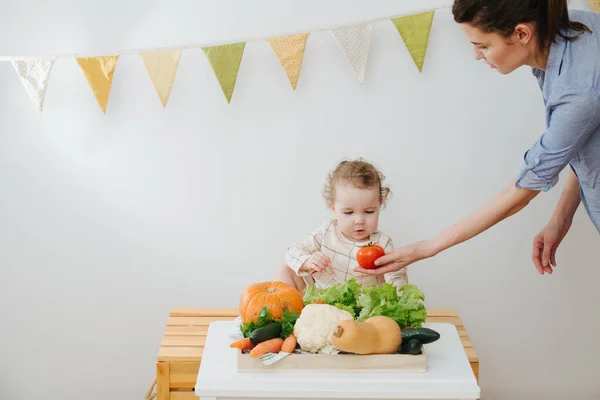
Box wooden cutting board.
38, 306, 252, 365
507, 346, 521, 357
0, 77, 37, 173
237, 348, 426, 373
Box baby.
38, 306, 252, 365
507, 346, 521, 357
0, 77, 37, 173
276, 158, 408, 293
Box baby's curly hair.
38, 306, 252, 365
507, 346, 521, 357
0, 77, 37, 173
323, 158, 391, 207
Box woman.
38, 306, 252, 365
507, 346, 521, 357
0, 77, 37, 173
355, 0, 600, 278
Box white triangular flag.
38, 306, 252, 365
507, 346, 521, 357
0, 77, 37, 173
140, 50, 182, 107
11, 59, 55, 112
332, 23, 374, 84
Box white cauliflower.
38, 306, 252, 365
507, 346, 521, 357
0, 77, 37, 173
293, 304, 354, 354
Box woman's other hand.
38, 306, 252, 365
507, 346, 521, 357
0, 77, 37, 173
532, 218, 572, 275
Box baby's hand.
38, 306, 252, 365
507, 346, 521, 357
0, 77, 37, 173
299, 251, 330, 274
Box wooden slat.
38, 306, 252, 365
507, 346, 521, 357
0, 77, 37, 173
470, 362, 480, 381
465, 347, 478, 363
164, 326, 209, 336
170, 308, 457, 318
170, 362, 200, 389
157, 362, 170, 400
425, 308, 457, 317
159, 346, 203, 362
166, 310, 463, 327
425, 316, 463, 326
167, 316, 237, 326
162, 336, 206, 347
170, 392, 198, 400
159, 343, 477, 363
170, 308, 239, 318
160, 337, 474, 356
471, 362, 479, 383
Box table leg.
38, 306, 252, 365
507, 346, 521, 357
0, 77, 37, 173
156, 362, 170, 400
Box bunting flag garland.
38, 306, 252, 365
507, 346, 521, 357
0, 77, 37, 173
0, 6, 448, 113
75, 56, 119, 113
140, 50, 182, 107
202, 43, 246, 103
10, 59, 55, 112
267, 33, 309, 90
590, 0, 600, 12
332, 23, 373, 84
391, 11, 435, 72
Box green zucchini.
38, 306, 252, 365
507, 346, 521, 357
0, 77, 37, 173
401, 327, 440, 344
249, 322, 282, 345
399, 338, 422, 355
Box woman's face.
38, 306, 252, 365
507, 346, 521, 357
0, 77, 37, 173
460, 23, 536, 74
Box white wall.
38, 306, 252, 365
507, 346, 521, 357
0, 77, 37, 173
1, 1, 598, 399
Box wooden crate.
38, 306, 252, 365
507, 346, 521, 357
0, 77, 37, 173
154, 308, 479, 400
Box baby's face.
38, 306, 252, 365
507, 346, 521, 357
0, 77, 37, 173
330, 181, 381, 242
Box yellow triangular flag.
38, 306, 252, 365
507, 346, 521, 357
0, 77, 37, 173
267, 33, 309, 90
202, 43, 246, 103
75, 56, 119, 113
140, 50, 182, 108
590, 0, 600, 12
392, 11, 435, 72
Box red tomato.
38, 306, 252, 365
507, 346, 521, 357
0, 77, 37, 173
356, 243, 385, 269
313, 301, 326, 304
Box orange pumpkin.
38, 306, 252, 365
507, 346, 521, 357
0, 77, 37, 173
239, 281, 304, 324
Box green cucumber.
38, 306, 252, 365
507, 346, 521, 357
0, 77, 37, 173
399, 339, 422, 355
249, 322, 282, 345
401, 327, 440, 344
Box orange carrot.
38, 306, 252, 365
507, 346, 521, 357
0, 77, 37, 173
281, 334, 297, 353
249, 338, 284, 358
230, 337, 254, 350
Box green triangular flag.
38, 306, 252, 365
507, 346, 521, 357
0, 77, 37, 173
392, 11, 435, 72
202, 43, 246, 103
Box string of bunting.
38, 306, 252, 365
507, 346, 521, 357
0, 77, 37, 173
3, 2, 598, 114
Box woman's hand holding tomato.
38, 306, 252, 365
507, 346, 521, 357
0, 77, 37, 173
355, 241, 428, 275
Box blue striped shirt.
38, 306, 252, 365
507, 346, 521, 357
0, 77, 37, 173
515, 10, 600, 233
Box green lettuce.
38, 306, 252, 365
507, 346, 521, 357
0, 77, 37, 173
398, 284, 427, 327
303, 279, 362, 317
332, 303, 357, 317
303, 279, 427, 328
357, 283, 426, 327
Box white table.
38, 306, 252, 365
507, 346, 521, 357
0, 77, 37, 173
195, 321, 480, 400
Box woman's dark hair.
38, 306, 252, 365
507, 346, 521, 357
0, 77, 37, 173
452, 0, 591, 52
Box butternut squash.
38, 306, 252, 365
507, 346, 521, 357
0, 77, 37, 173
330, 316, 402, 355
